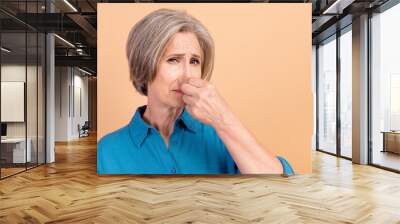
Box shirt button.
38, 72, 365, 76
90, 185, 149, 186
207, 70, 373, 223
171, 168, 176, 173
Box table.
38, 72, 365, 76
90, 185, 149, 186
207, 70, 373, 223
1, 138, 32, 163
381, 131, 400, 154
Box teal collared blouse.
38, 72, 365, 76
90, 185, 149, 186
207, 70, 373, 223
97, 105, 294, 175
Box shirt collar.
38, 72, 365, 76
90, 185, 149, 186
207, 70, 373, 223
129, 105, 151, 148
179, 108, 200, 133
129, 105, 199, 148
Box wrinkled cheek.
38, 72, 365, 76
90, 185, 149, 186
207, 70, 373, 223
193, 69, 202, 79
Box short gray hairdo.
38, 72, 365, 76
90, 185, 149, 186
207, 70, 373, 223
126, 8, 215, 96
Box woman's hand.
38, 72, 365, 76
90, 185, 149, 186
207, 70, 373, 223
180, 77, 234, 128
180, 77, 284, 174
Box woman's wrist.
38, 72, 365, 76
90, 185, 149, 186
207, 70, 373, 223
212, 110, 240, 134
212, 111, 285, 174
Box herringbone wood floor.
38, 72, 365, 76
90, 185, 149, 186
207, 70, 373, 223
0, 134, 400, 223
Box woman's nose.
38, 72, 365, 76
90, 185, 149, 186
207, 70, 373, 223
182, 60, 193, 79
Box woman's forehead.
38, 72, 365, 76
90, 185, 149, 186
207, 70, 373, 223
163, 32, 202, 57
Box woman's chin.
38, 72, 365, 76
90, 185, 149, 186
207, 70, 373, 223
168, 98, 184, 108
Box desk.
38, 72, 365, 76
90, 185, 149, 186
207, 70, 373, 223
1, 138, 31, 163
381, 131, 400, 154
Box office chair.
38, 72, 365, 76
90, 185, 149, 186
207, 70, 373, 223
78, 121, 90, 138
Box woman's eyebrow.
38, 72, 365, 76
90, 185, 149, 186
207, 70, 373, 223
167, 53, 201, 58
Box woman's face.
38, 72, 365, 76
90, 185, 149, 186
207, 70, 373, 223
147, 32, 202, 108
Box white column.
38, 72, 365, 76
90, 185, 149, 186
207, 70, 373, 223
46, 1, 55, 163
46, 33, 55, 163
352, 14, 369, 164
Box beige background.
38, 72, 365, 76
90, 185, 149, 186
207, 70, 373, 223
98, 3, 312, 173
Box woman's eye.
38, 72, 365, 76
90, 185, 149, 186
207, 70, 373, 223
191, 58, 200, 65
167, 58, 178, 64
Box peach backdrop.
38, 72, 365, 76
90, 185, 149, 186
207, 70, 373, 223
97, 3, 313, 173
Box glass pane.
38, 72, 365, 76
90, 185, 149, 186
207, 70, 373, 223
318, 36, 337, 154
38, 32, 45, 165
371, 4, 400, 171
340, 28, 352, 158
26, 0, 39, 170
1, 31, 27, 177
0, 1, 46, 178
27, 31, 38, 169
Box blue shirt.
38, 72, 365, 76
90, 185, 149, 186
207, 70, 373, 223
97, 105, 294, 175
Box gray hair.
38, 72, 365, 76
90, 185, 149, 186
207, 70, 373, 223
126, 8, 215, 96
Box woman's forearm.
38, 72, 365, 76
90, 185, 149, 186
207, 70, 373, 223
179, 77, 284, 174
213, 111, 283, 174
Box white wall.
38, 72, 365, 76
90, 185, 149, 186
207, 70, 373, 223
71, 71, 89, 139
55, 66, 70, 141
55, 67, 89, 141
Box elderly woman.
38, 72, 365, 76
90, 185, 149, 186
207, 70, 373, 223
97, 8, 294, 175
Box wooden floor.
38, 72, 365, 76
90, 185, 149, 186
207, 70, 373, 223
373, 150, 400, 171
0, 167, 26, 178
1, 134, 400, 223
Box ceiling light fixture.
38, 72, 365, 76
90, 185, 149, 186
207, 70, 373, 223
63, 0, 78, 12
54, 34, 75, 48
1, 47, 11, 53
323, 0, 355, 15
78, 67, 93, 76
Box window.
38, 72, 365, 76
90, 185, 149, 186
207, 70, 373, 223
371, 3, 400, 171
339, 27, 352, 158
317, 35, 337, 154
